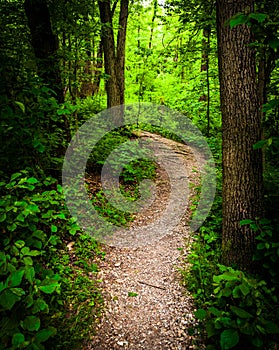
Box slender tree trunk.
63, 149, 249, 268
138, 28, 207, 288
200, 26, 211, 136
217, 0, 264, 271
148, 0, 158, 50
80, 46, 94, 98
24, 0, 64, 103
92, 39, 103, 96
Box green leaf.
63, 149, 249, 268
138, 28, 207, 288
248, 13, 267, 23
0, 212, 6, 222
21, 316, 40, 331
12, 333, 25, 347
33, 230, 46, 241
25, 294, 34, 308
257, 242, 266, 250
269, 37, 279, 49
239, 283, 250, 296
208, 307, 222, 317
38, 278, 60, 294
51, 225, 58, 233
23, 257, 33, 266
253, 140, 266, 150
213, 271, 240, 283
25, 266, 35, 283
26, 203, 40, 212
264, 321, 279, 334
230, 306, 253, 319
7, 223, 17, 231
32, 299, 49, 313
195, 308, 207, 320
15, 101, 25, 113
56, 213, 66, 219
251, 337, 264, 348
49, 235, 60, 245
220, 329, 239, 349
0, 289, 21, 309
16, 213, 25, 222
26, 177, 39, 184
229, 14, 247, 29
263, 99, 279, 112
128, 291, 138, 297
206, 320, 218, 338
21, 247, 40, 257
35, 328, 56, 342
21, 247, 30, 256
7, 270, 25, 288
15, 240, 25, 249
10, 288, 25, 297
240, 219, 254, 226
11, 172, 22, 181
232, 286, 243, 298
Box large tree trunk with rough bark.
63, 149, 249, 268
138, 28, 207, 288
217, 0, 264, 271
98, 0, 128, 121
24, 0, 64, 103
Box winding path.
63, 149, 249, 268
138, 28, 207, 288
86, 132, 204, 350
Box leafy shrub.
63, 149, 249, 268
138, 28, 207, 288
183, 225, 221, 304
0, 170, 103, 349
86, 128, 157, 226
252, 219, 279, 290
197, 266, 279, 350
0, 85, 69, 176
186, 217, 279, 350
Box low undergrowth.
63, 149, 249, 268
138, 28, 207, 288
184, 211, 279, 349
183, 138, 279, 350
86, 128, 157, 227
0, 170, 104, 350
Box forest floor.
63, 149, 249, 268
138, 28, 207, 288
85, 132, 205, 350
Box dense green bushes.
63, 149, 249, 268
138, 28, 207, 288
185, 217, 279, 349
0, 171, 103, 349
183, 135, 279, 349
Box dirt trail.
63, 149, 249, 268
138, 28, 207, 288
86, 132, 204, 350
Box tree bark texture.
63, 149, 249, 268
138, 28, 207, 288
217, 0, 264, 271
24, 0, 64, 103
98, 0, 128, 118
116, 0, 129, 105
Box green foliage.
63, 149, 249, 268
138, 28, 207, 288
182, 136, 222, 304
197, 266, 279, 349
251, 219, 279, 289
187, 216, 279, 349
0, 172, 62, 349
89, 189, 134, 226
0, 171, 103, 349
46, 234, 103, 349
86, 128, 157, 226
0, 82, 70, 176
87, 130, 131, 170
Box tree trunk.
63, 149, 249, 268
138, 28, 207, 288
98, 0, 121, 108
116, 0, 129, 106
24, 0, 64, 103
98, 0, 129, 122
148, 0, 158, 50
199, 26, 211, 136
217, 0, 264, 271
92, 39, 103, 96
